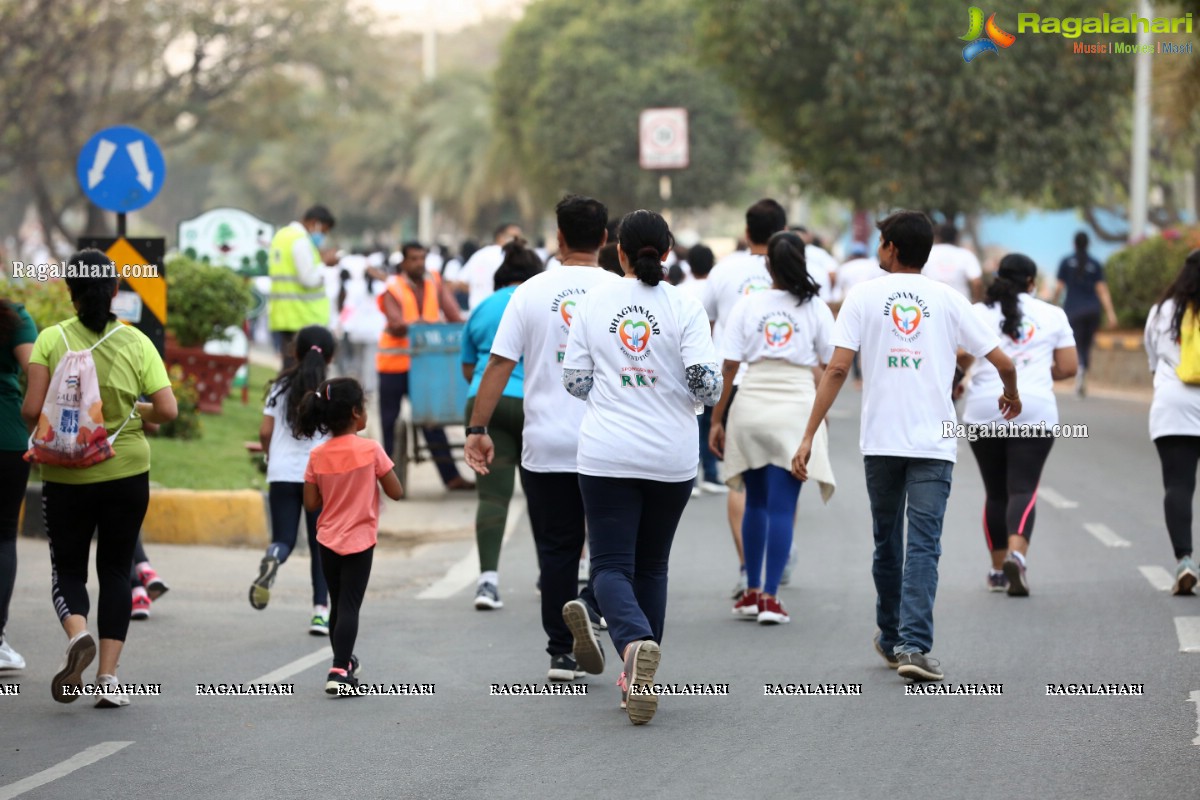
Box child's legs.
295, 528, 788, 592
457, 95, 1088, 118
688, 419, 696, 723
267, 483, 304, 562
304, 507, 327, 606
321, 544, 374, 670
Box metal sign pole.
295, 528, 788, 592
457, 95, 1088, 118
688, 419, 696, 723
117, 212, 126, 239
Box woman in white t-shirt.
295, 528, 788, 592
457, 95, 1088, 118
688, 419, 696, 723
1145, 249, 1200, 595
961, 254, 1076, 596
708, 231, 836, 625
561, 210, 721, 725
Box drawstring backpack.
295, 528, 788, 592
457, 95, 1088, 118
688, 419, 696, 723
1177, 305, 1200, 385
25, 323, 137, 467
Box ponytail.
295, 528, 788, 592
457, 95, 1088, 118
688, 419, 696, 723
267, 325, 336, 437
1160, 249, 1200, 341
766, 231, 819, 306
618, 210, 673, 287
296, 377, 364, 438
1072, 230, 1090, 281
986, 253, 1038, 341
64, 249, 118, 333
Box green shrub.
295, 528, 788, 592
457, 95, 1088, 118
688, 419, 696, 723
0, 279, 75, 330
1107, 227, 1200, 328
158, 364, 203, 440
165, 255, 253, 347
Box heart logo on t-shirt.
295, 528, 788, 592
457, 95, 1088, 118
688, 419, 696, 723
764, 321, 793, 348
892, 304, 921, 336
619, 319, 651, 353
1012, 319, 1035, 345
560, 300, 576, 327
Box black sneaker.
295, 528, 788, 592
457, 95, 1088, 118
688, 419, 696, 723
896, 652, 944, 682
547, 653, 585, 682
474, 582, 503, 610
249, 555, 280, 610
325, 670, 359, 696
349, 654, 361, 678
623, 640, 662, 725
873, 631, 899, 669
562, 600, 604, 674
585, 600, 608, 631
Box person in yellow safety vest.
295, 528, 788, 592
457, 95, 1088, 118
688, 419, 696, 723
377, 241, 474, 491
269, 205, 336, 368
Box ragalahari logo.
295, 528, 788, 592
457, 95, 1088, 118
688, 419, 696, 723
961, 7, 1017, 62
560, 300, 576, 327
892, 304, 922, 336
765, 321, 793, 348
619, 319, 651, 353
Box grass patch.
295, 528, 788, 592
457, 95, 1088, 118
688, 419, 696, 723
147, 364, 277, 491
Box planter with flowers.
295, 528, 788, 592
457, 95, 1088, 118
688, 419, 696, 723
164, 256, 252, 414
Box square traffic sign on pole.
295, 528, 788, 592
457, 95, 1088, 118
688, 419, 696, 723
639, 108, 689, 170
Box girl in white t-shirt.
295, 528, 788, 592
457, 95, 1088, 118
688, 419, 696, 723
961, 254, 1077, 596
249, 326, 334, 633
562, 210, 721, 725
708, 231, 837, 625
1145, 249, 1200, 595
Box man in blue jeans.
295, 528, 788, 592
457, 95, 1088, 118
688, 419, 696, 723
794, 210, 1020, 681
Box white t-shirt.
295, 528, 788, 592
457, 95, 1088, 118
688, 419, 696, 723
464, 244, 506, 311
563, 279, 717, 482
703, 251, 772, 348
491, 265, 621, 472
721, 290, 835, 367
834, 258, 887, 303
923, 243, 982, 300
1145, 299, 1200, 440
963, 295, 1074, 427
832, 273, 999, 462
679, 275, 707, 304
264, 384, 330, 483
805, 244, 837, 302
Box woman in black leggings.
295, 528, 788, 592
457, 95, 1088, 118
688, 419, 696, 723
961, 254, 1077, 596
1145, 249, 1200, 594
0, 300, 37, 671
22, 250, 178, 707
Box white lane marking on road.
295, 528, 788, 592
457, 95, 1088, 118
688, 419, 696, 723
1139, 566, 1174, 592
0, 741, 132, 800
1175, 618, 1200, 653
1038, 487, 1079, 509
1188, 691, 1200, 745
1084, 523, 1131, 548
418, 500, 526, 600
250, 648, 330, 685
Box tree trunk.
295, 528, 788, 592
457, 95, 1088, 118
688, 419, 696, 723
83, 202, 111, 239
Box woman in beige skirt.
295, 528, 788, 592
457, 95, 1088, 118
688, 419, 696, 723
709, 231, 836, 624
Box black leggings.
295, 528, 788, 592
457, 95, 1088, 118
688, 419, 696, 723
0, 450, 30, 636
1154, 436, 1200, 559
320, 544, 373, 671
1069, 311, 1102, 370
44, 472, 150, 642
268, 482, 328, 606
968, 437, 1055, 551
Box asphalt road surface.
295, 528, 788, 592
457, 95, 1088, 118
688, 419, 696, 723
2, 389, 1198, 799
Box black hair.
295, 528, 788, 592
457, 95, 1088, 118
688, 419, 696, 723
746, 199, 787, 245
556, 194, 608, 251
460, 240, 479, 262
876, 211, 934, 269
400, 241, 426, 258
303, 205, 336, 229
618, 210, 673, 287
0, 301, 20, 343
1158, 249, 1200, 341
597, 243, 623, 276
267, 325, 336, 437
1072, 230, 1091, 280
296, 377, 364, 438
935, 223, 959, 245
766, 231, 820, 306
667, 264, 685, 286
986, 253, 1039, 340
493, 222, 519, 242
493, 238, 544, 290
687, 244, 715, 278
64, 249, 118, 333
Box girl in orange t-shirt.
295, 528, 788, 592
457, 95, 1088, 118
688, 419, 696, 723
299, 378, 403, 695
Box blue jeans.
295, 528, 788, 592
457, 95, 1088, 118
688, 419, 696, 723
696, 406, 719, 485
864, 456, 953, 656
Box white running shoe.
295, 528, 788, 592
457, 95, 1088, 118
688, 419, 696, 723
700, 481, 729, 495
94, 674, 130, 708
0, 637, 25, 670
309, 605, 330, 636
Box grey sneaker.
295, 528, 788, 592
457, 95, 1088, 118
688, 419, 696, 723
51, 631, 96, 704
896, 652, 944, 682
1173, 557, 1199, 596
873, 631, 899, 669
1003, 554, 1029, 597
563, 600, 604, 674
548, 653, 585, 682
249, 555, 280, 610
474, 582, 503, 610
987, 571, 1009, 593
623, 640, 662, 725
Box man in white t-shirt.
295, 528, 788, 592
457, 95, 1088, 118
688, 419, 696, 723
924, 223, 983, 302
702, 199, 785, 597
463, 195, 615, 683
790, 226, 836, 302
794, 210, 1020, 683
463, 223, 523, 312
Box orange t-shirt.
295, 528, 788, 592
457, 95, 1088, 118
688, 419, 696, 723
304, 434, 394, 555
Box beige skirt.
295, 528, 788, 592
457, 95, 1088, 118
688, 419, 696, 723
724, 359, 836, 502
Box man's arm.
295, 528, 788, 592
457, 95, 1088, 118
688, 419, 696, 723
292, 236, 323, 289
382, 291, 408, 338
791, 346, 854, 480
463, 354, 518, 476
439, 280, 464, 322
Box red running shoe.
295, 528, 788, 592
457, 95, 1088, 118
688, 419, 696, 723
757, 595, 790, 625
137, 565, 170, 601
732, 589, 761, 618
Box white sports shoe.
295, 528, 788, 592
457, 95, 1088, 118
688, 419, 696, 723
0, 637, 25, 670
700, 481, 729, 495
94, 674, 130, 708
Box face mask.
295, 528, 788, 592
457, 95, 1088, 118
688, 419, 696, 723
310, 231, 326, 248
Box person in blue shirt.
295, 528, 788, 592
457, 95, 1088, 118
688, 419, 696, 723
462, 239, 544, 610
1054, 231, 1118, 397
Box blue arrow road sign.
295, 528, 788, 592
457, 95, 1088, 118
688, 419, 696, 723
76, 125, 166, 213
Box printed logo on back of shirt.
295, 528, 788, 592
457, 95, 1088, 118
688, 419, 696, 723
609, 305, 660, 363
884, 291, 931, 344
550, 288, 585, 335
1011, 319, 1035, 345
560, 300, 576, 327
764, 321, 793, 348
739, 277, 770, 296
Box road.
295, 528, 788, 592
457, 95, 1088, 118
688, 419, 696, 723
1, 388, 1197, 799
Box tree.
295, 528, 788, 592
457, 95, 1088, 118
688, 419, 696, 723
693, 0, 1131, 219
494, 0, 753, 214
